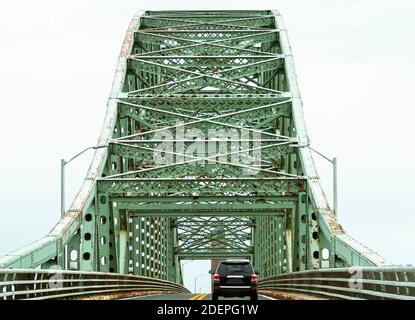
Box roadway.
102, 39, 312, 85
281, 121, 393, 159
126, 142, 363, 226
125, 293, 275, 300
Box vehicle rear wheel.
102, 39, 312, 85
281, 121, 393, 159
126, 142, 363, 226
212, 293, 219, 300
250, 294, 258, 301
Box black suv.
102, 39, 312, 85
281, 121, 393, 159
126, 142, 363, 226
210, 260, 258, 300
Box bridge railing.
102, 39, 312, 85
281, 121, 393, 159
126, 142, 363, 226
258, 266, 415, 300
0, 269, 189, 300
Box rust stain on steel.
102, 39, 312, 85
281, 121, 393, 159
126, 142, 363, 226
120, 14, 141, 57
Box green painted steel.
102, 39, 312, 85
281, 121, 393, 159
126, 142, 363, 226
0, 269, 189, 300
0, 10, 388, 286
258, 266, 415, 300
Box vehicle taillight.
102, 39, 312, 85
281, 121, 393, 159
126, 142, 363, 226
213, 274, 220, 281
251, 274, 258, 281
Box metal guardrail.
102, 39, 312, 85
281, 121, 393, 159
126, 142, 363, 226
258, 266, 415, 300
0, 269, 190, 300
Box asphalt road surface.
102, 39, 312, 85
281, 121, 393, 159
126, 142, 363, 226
125, 293, 275, 300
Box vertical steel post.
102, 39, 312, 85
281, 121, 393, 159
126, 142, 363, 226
61, 159, 66, 218
194, 274, 203, 293
333, 157, 338, 217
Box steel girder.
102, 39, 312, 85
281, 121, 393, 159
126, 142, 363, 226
0, 10, 388, 285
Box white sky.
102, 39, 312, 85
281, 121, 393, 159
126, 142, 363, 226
0, 0, 414, 293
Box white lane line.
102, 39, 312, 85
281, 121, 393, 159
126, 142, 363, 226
259, 294, 278, 300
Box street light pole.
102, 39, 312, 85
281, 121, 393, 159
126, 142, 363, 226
332, 157, 337, 216
60, 159, 66, 217
61, 144, 107, 218
194, 274, 203, 294
180, 260, 192, 284
181, 260, 191, 274
293, 145, 338, 216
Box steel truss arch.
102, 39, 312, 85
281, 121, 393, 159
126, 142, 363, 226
0, 10, 386, 284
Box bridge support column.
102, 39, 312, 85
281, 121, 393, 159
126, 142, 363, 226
254, 215, 287, 277
97, 193, 111, 272
160, 217, 172, 280
115, 209, 128, 274
79, 201, 98, 271
66, 230, 80, 270
296, 192, 308, 271
168, 218, 178, 282
306, 190, 320, 269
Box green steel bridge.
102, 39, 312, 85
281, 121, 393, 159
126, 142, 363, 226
1, 9, 414, 300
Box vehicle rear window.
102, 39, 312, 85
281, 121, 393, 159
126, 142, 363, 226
217, 262, 253, 275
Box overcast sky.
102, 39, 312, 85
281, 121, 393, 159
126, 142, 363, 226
0, 0, 414, 293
